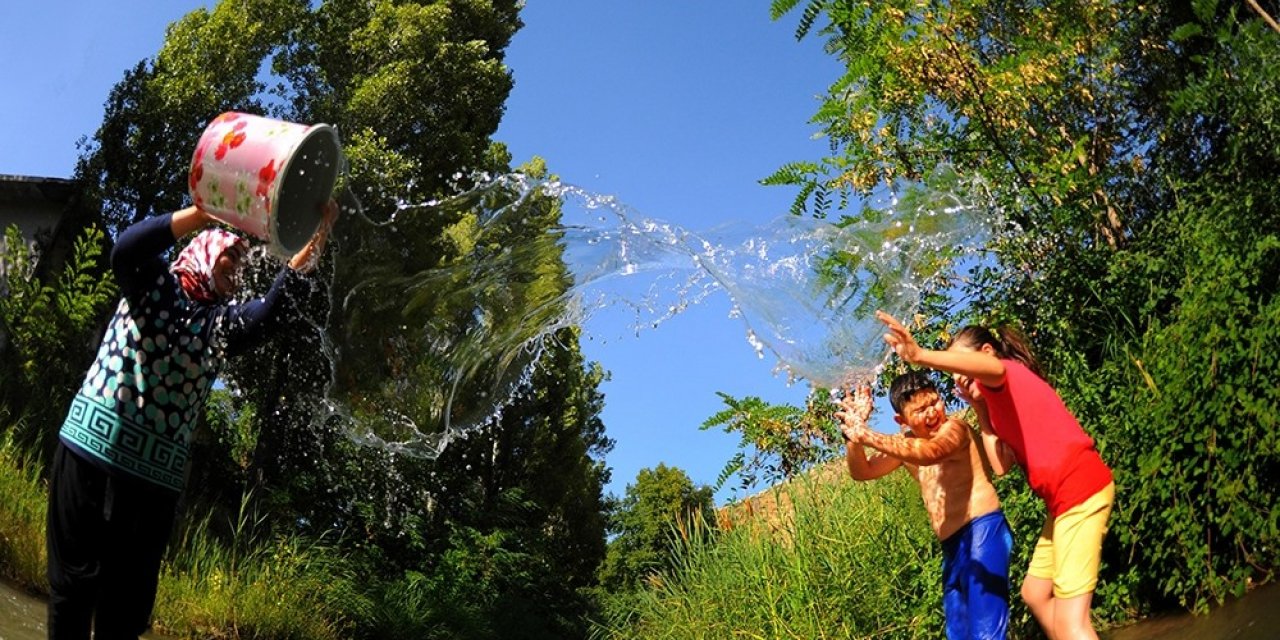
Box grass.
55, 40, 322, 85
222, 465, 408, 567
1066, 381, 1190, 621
0, 431, 369, 639
593, 465, 947, 639
152, 494, 369, 640
0, 432, 50, 594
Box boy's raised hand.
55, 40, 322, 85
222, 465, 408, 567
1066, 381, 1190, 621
876, 310, 923, 364
835, 384, 875, 443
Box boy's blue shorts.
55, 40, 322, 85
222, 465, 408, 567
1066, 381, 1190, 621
941, 509, 1013, 640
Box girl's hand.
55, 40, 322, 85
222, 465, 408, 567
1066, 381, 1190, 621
876, 310, 923, 364
954, 374, 984, 405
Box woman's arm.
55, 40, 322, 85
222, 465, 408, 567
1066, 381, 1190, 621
287, 200, 339, 273
110, 207, 215, 294
218, 268, 295, 357
170, 206, 214, 238
220, 201, 339, 355
876, 311, 1006, 387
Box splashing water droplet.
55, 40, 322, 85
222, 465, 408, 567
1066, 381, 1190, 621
288, 166, 999, 458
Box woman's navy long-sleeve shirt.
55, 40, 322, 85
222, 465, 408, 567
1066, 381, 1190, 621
58, 213, 292, 492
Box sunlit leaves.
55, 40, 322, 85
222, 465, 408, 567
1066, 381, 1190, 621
772, 0, 1138, 250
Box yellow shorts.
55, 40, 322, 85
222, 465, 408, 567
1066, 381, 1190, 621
1026, 482, 1115, 599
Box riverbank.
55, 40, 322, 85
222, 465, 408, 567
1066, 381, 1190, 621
0, 580, 171, 640
1102, 581, 1280, 640
5, 576, 1277, 639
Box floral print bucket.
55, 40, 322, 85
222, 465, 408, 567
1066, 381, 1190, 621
189, 112, 342, 258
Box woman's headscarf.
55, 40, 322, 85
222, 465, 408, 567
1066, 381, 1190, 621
170, 228, 248, 303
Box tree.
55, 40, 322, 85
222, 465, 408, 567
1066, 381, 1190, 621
770, 0, 1280, 621
598, 464, 715, 593
401, 327, 613, 639
76, 1, 307, 235
68, 1, 618, 636
701, 390, 840, 494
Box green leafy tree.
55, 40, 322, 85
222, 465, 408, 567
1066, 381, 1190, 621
598, 464, 715, 593
0, 225, 116, 455
1083, 1, 1280, 611
75, 1, 306, 235
701, 390, 840, 494
396, 328, 613, 639
769, 0, 1280, 624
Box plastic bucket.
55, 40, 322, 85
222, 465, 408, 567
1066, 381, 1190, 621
189, 112, 342, 258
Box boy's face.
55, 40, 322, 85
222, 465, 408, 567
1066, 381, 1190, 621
894, 390, 946, 437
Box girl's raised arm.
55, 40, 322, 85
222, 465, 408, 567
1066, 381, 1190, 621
875, 311, 1006, 387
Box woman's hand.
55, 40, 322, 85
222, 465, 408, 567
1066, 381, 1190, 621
170, 205, 217, 238
289, 199, 340, 273
876, 310, 923, 364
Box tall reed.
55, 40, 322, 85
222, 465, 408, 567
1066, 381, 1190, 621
593, 468, 946, 639
152, 493, 370, 640
0, 431, 49, 593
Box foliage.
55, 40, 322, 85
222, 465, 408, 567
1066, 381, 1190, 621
768, 0, 1140, 248
769, 0, 1280, 624
701, 390, 841, 493
407, 327, 614, 638
155, 496, 369, 640
1088, 6, 1280, 611
0, 431, 49, 593
598, 464, 716, 594
593, 469, 946, 639
366, 519, 592, 640
0, 224, 116, 456
75, 0, 307, 235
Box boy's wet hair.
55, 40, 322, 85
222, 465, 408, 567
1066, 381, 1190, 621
889, 371, 938, 415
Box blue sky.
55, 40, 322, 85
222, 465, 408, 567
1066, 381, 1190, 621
0, 1, 857, 503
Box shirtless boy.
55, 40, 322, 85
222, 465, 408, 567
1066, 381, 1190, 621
837, 372, 1013, 640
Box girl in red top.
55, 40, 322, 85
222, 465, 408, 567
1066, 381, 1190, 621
876, 311, 1115, 640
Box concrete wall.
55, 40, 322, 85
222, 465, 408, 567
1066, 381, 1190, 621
0, 174, 74, 286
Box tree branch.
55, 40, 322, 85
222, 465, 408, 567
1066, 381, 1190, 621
1247, 0, 1280, 35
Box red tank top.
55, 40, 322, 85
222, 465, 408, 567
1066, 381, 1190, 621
980, 360, 1112, 517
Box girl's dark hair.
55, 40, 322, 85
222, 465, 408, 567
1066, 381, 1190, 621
947, 324, 1045, 380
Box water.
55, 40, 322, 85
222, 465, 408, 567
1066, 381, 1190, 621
1102, 582, 1280, 640
305, 164, 997, 458
1, 576, 1275, 638
0, 580, 170, 639
0, 581, 43, 640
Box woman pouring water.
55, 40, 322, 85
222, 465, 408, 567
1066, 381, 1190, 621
45, 199, 337, 640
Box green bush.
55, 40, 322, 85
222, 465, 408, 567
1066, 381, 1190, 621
0, 224, 116, 458
1099, 223, 1280, 612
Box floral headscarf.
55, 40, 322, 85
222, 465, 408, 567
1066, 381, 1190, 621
170, 228, 248, 303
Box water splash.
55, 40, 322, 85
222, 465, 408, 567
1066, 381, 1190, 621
289, 165, 997, 458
